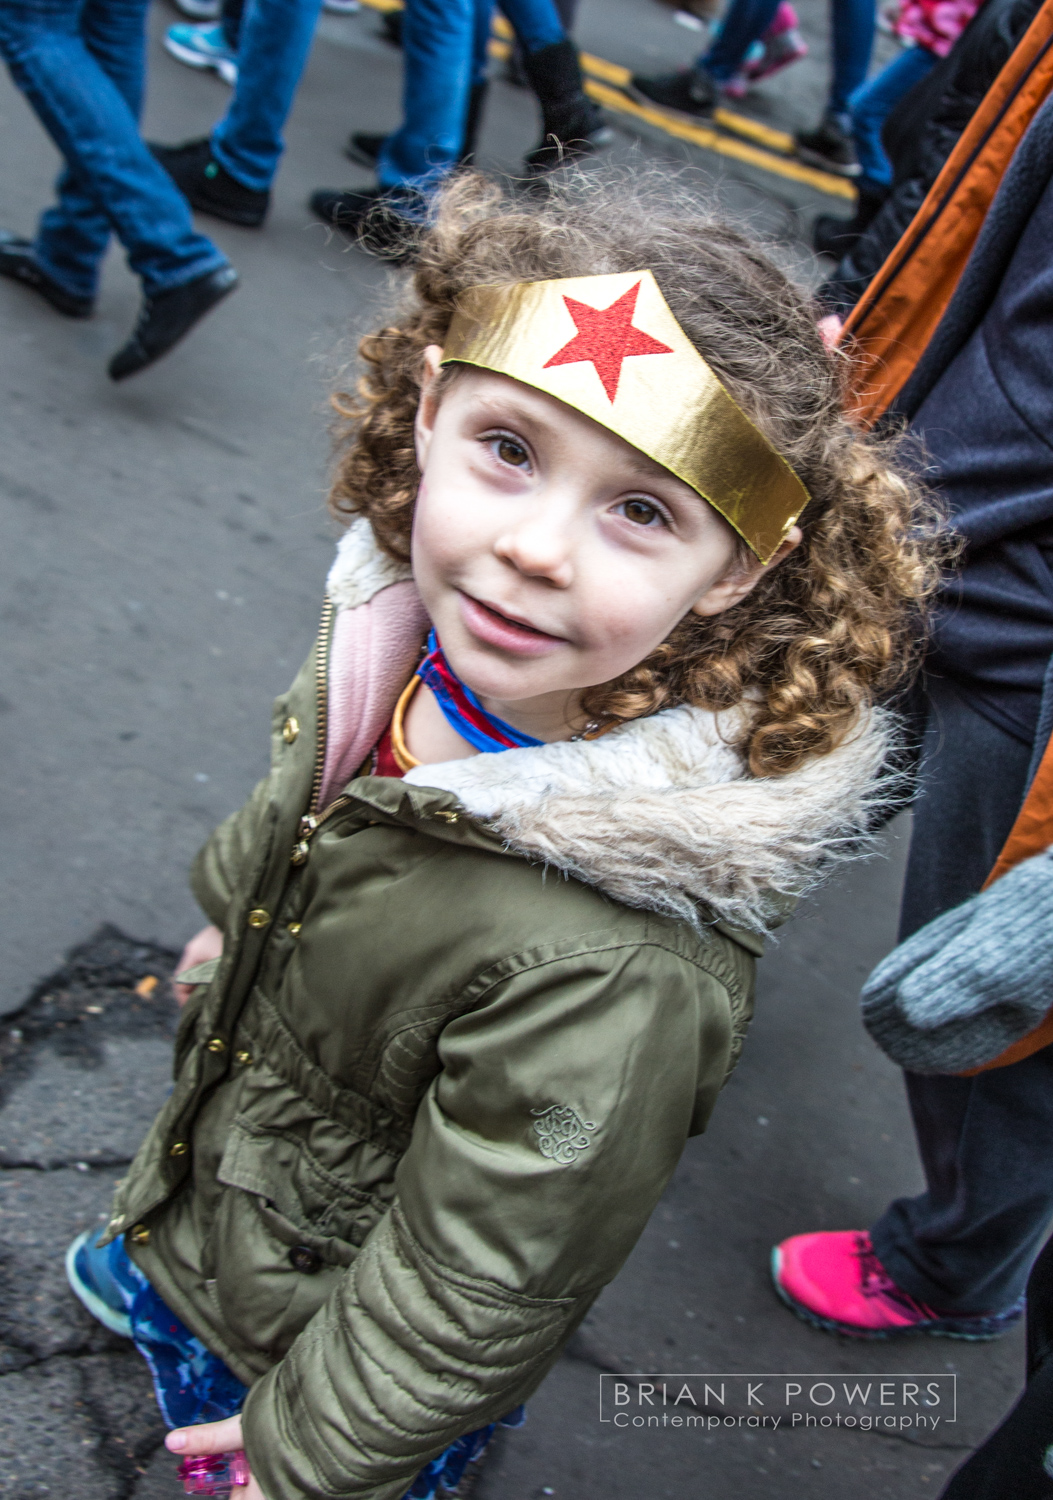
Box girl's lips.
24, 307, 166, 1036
458, 592, 566, 657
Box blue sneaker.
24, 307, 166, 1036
65, 1226, 139, 1338
163, 23, 238, 86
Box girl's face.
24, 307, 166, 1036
412, 348, 798, 736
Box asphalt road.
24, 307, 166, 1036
0, 2, 1028, 1497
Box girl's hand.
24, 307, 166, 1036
172, 923, 224, 1008
817, 313, 844, 350
165, 1415, 266, 1499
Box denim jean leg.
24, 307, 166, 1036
35, 166, 111, 299
701, 0, 780, 82
828, 0, 876, 119
211, 0, 323, 191
848, 45, 936, 185
0, 0, 227, 298
500, 0, 565, 54
377, 0, 474, 192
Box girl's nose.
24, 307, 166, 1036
493, 513, 575, 589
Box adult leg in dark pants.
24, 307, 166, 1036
870, 675, 1053, 1316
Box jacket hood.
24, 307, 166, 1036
327, 520, 898, 935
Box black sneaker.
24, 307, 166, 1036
149, 137, 270, 227
0, 231, 93, 317
309, 186, 420, 260
108, 264, 239, 381
344, 131, 386, 168
629, 67, 717, 120
796, 116, 861, 177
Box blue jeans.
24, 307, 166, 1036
377, 0, 565, 192
211, 0, 323, 191
848, 43, 936, 185
703, 0, 875, 118
0, 0, 227, 300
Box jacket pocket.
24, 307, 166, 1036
205, 1112, 393, 1361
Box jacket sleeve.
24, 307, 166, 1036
189, 773, 274, 929
861, 846, 1053, 1072
241, 941, 738, 1500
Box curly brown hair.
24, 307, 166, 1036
329, 169, 945, 776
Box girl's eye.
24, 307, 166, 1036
496, 437, 529, 468
622, 498, 663, 527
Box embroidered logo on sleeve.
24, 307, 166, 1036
531, 1105, 596, 1165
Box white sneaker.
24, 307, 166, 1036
164, 22, 238, 84
321, 0, 361, 11
172, 0, 221, 17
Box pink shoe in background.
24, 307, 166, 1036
771, 1230, 1025, 1340
745, 2, 808, 83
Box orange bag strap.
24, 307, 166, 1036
842, 0, 1053, 427
958, 730, 1053, 1072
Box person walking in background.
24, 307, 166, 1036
0, 0, 237, 380
149, 0, 326, 228
773, 84, 1053, 1343
631, 0, 874, 175
161, 0, 359, 89
310, 0, 609, 242
805, 0, 980, 250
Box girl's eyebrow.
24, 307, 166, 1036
467, 390, 702, 503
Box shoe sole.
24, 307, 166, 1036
65, 1231, 133, 1339
770, 1247, 1017, 1341
185, 193, 265, 227
163, 35, 232, 72
626, 81, 714, 124
795, 144, 861, 178
344, 143, 381, 168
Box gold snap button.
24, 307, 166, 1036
286, 922, 302, 936
247, 908, 270, 930
129, 1224, 150, 1245
235, 1050, 253, 1065
282, 716, 300, 744
206, 1036, 227, 1054
169, 1141, 189, 1158
433, 810, 459, 824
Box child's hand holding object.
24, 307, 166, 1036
167, 1417, 262, 1498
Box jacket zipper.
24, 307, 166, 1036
290, 596, 351, 866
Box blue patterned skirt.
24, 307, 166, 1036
110, 1241, 523, 1498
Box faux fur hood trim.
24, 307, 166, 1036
404, 705, 897, 935
326, 518, 412, 611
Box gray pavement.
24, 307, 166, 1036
0, 2, 1029, 1496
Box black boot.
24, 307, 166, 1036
149, 137, 270, 228
108, 264, 239, 381
0, 230, 93, 317
521, 39, 612, 173
813, 179, 889, 259
460, 81, 489, 163
308, 187, 420, 262
345, 131, 387, 168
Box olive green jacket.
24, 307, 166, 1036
106, 525, 892, 1500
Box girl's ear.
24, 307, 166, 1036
689, 526, 803, 618
414, 345, 445, 472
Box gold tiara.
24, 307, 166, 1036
440, 270, 809, 564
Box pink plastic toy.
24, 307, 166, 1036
178, 1452, 251, 1495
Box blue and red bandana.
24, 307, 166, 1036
418, 630, 543, 753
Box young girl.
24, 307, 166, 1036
66, 171, 937, 1500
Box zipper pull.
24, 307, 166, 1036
290, 813, 318, 866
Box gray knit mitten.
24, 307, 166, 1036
861, 847, 1053, 1073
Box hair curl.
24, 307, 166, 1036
329, 169, 946, 776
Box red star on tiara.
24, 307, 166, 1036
542, 280, 673, 403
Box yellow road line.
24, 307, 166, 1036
354, 0, 854, 201
584, 79, 855, 198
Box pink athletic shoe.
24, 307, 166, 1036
772, 1231, 1025, 1340
745, 2, 808, 83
